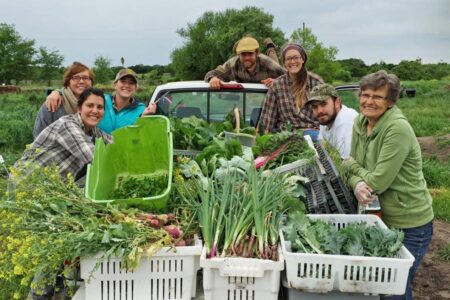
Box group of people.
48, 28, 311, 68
17, 35, 432, 300
204, 36, 433, 300
18, 62, 158, 188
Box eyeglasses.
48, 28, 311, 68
359, 93, 386, 101
71, 75, 92, 82
285, 55, 302, 62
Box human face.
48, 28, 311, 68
359, 85, 391, 125
78, 94, 105, 132
69, 70, 93, 98
283, 49, 304, 75
239, 52, 257, 71
114, 76, 137, 99
310, 97, 340, 128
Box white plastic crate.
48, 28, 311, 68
79, 237, 202, 300
200, 247, 284, 300
280, 214, 415, 295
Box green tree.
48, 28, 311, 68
368, 61, 395, 73
391, 59, 424, 81
35, 47, 64, 86
171, 6, 285, 80
93, 56, 113, 84
338, 58, 369, 79
422, 62, 450, 80
0, 23, 36, 84
290, 26, 340, 83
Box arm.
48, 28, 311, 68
33, 104, 56, 139
346, 120, 413, 193
45, 90, 62, 112
142, 102, 157, 115
56, 121, 95, 167
259, 87, 279, 134
204, 58, 235, 86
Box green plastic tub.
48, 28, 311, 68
85, 116, 173, 211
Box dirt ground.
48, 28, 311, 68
413, 135, 450, 299
417, 134, 450, 162
414, 220, 450, 299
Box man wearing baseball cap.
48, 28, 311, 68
204, 36, 285, 89
306, 83, 358, 158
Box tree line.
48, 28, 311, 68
1, 7, 450, 86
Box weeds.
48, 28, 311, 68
430, 188, 450, 222
437, 243, 450, 262
422, 157, 450, 188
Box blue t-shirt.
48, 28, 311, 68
98, 94, 146, 134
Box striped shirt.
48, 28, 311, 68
20, 114, 112, 179
204, 54, 285, 83
259, 73, 323, 132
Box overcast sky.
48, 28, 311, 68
1, 0, 449, 67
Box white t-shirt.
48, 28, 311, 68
319, 105, 358, 159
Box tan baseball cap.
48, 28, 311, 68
114, 68, 138, 83
235, 37, 259, 54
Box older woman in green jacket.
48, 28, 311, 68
345, 70, 433, 300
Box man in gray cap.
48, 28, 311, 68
204, 36, 285, 89
306, 83, 358, 158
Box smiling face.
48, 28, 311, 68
114, 75, 137, 99
359, 85, 392, 125
78, 94, 105, 132
310, 97, 341, 128
69, 70, 93, 98
283, 49, 304, 75
239, 51, 257, 71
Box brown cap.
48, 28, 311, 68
235, 37, 259, 54
114, 68, 138, 83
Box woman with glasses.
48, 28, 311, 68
345, 70, 434, 300
259, 43, 323, 140
42, 68, 157, 135
33, 61, 94, 138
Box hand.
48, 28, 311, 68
209, 77, 223, 90
45, 91, 62, 112
354, 181, 376, 205
142, 102, 157, 115
261, 78, 274, 87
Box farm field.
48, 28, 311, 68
0, 79, 449, 299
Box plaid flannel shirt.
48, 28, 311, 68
259, 73, 323, 132
204, 54, 285, 83
21, 114, 112, 179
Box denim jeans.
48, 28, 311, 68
303, 129, 320, 142
382, 221, 433, 300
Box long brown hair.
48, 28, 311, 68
282, 44, 308, 110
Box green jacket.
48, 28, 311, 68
346, 106, 433, 228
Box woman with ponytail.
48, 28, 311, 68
259, 43, 324, 140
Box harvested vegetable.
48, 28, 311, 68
178, 163, 297, 260
283, 211, 404, 257
112, 172, 168, 199
1, 165, 189, 298
252, 130, 315, 168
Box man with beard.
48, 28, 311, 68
205, 36, 285, 89
307, 83, 358, 158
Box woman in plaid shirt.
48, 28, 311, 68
19, 88, 112, 184
259, 43, 324, 140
